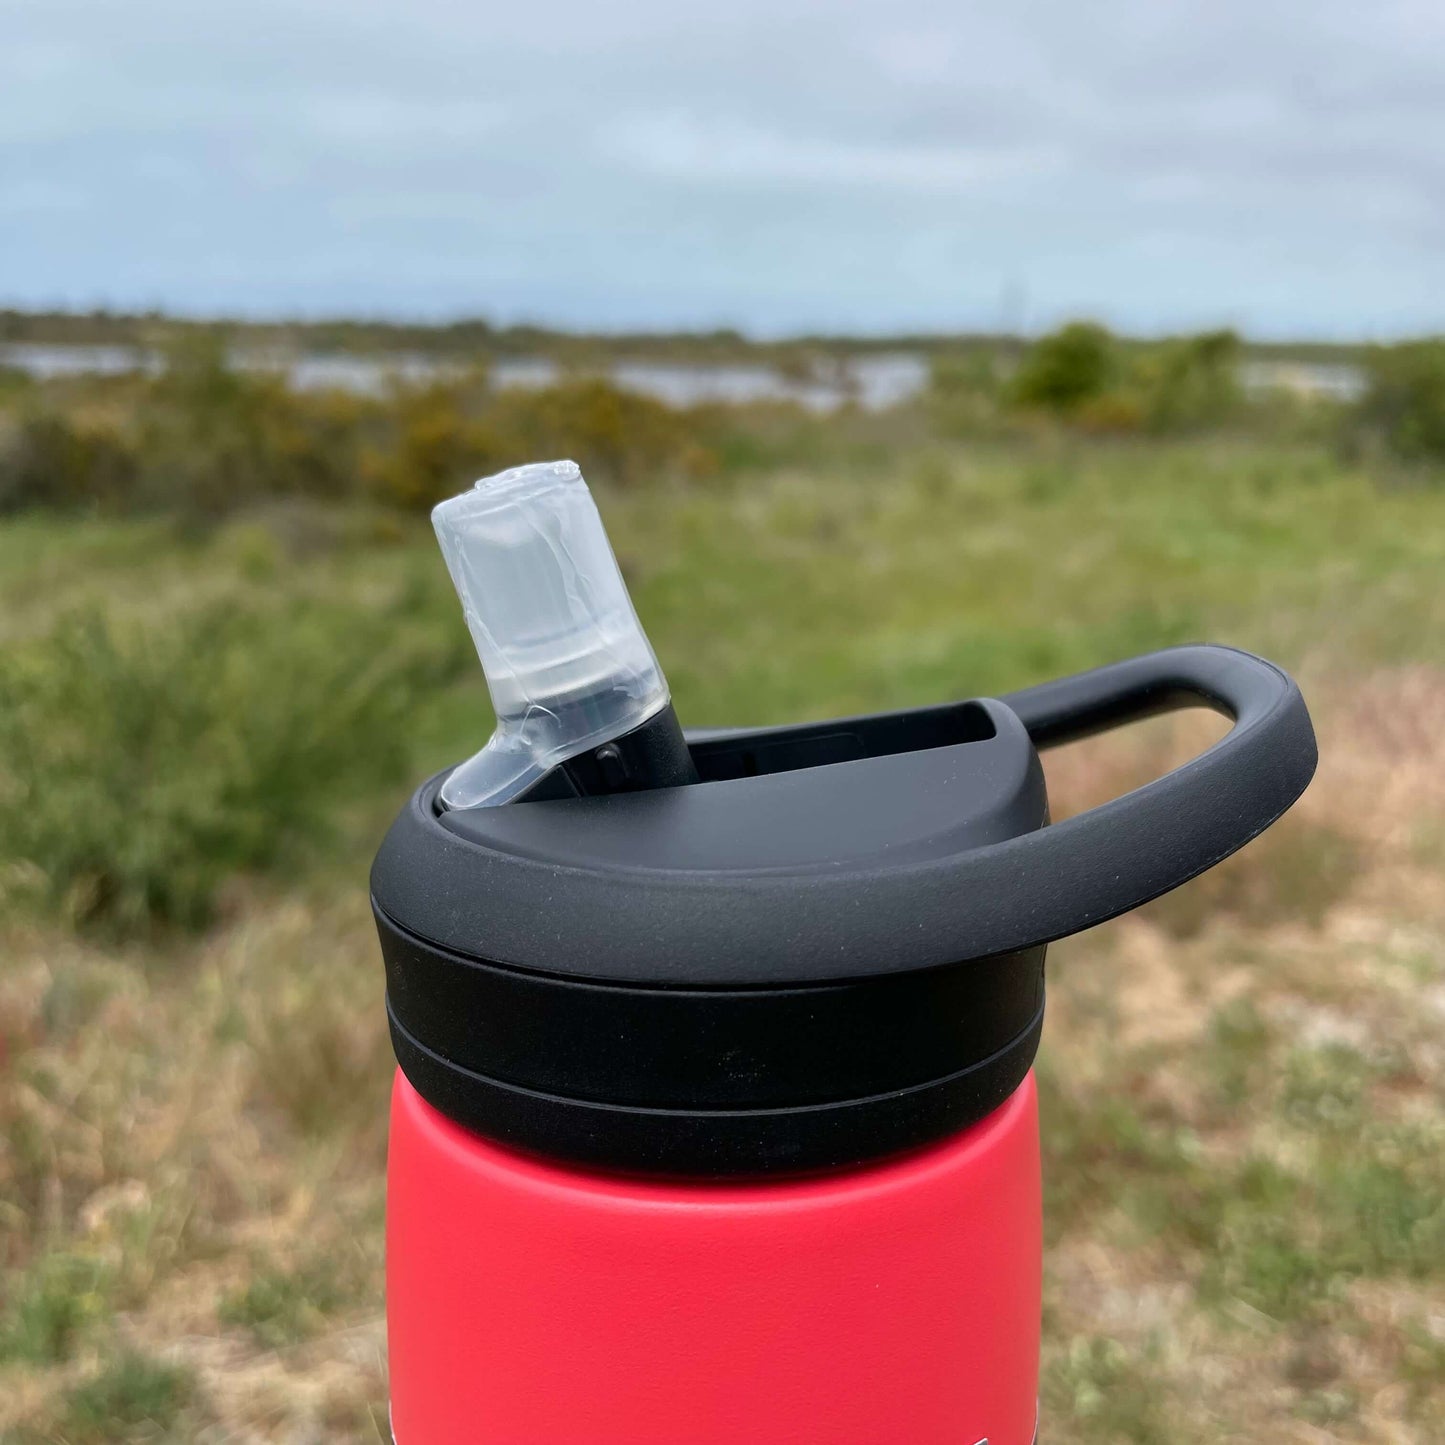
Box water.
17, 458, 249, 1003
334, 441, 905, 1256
0, 343, 929, 412
1, 344, 1361, 408
1, 343, 160, 379
1238, 359, 1365, 402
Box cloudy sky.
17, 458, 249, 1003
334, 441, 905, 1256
4, 0, 1442, 337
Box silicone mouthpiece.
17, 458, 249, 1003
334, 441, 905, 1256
433, 460, 671, 810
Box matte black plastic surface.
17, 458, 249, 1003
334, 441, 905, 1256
387, 998, 1045, 1176
378, 906, 1044, 1110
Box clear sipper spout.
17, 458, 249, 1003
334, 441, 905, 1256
433, 460, 674, 809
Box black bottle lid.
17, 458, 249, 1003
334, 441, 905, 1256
372, 645, 1316, 1177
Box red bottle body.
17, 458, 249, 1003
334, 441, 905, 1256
386, 1070, 1041, 1445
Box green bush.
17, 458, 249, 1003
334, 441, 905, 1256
362, 376, 510, 512
1011, 322, 1119, 414
0, 362, 34, 396
1008, 324, 1245, 434
362, 372, 718, 511
494, 375, 718, 492
926, 353, 1009, 437
0, 343, 372, 520
1136, 329, 1243, 432
1353, 339, 1445, 467
0, 597, 461, 934
135, 338, 359, 517
0, 408, 139, 513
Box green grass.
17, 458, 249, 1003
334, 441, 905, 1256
1042, 1335, 1175, 1444
618, 439, 1445, 726
51, 1353, 195, 1443
218, 1259, 355, 1349
1041, 994, 1445, 1331
0, 1255, 113, 1366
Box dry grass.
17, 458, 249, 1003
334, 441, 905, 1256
0, 894, 389, 1441
1034, 667, 1445, 1443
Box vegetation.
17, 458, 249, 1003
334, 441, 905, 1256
1353, 338, 1445, 467
0, 599, 461, 934
0, 342, 723, 520
1, 313, 1443, 1440
0, 305, 1021, 379
4, 321, 1441, 530
1012, 321, 1121, 413
44, 1352, 197, 1443
0, 304, 1383, 369
218, 1257, 360, 1349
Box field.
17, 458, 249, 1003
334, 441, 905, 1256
2, 340, 1444, 1441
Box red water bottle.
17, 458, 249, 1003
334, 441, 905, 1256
372, 463, 1316, 1445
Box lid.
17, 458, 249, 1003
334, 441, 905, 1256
373, 695, 1050, 1175
372, 643, 1317, 1176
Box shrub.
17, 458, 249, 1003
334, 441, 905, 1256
927, 353, 1008, 436
2, 348, 729, 520
135, 338, 358, 517
1011, 322, 1119, 414
1074, 391, 1146, 434
0, 598, 460, 934
363, 377, 509, 512
1136, 329, 1243, 432
0, 345, 375, 520
0, 361, 35, 396
364, 373, 719, 511
494, 376, 718, 491
1353, 339, 1445, 467
0, 408, 139, 513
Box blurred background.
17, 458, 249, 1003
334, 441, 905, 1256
2, 3, 1443, 1441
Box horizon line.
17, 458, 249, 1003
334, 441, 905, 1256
3, 301, 1438, 351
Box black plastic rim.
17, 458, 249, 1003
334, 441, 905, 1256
387, 994, 1046, 1177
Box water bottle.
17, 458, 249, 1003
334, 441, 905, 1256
372, 460, 1317, 1445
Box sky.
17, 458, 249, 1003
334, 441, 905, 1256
3, 0, 1443, 339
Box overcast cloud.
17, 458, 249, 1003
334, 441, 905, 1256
3, 0, 1442, 336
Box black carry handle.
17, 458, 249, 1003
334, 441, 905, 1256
989, 644, 1318, 943
677, 644, 1317, 961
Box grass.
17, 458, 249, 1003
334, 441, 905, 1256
38, 1352, 197, 1443
1, 413, 1443, 1440
218, 1257, 358, 1349
0, 1254, 113, 1366
1041, 1334, 1175, 1444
